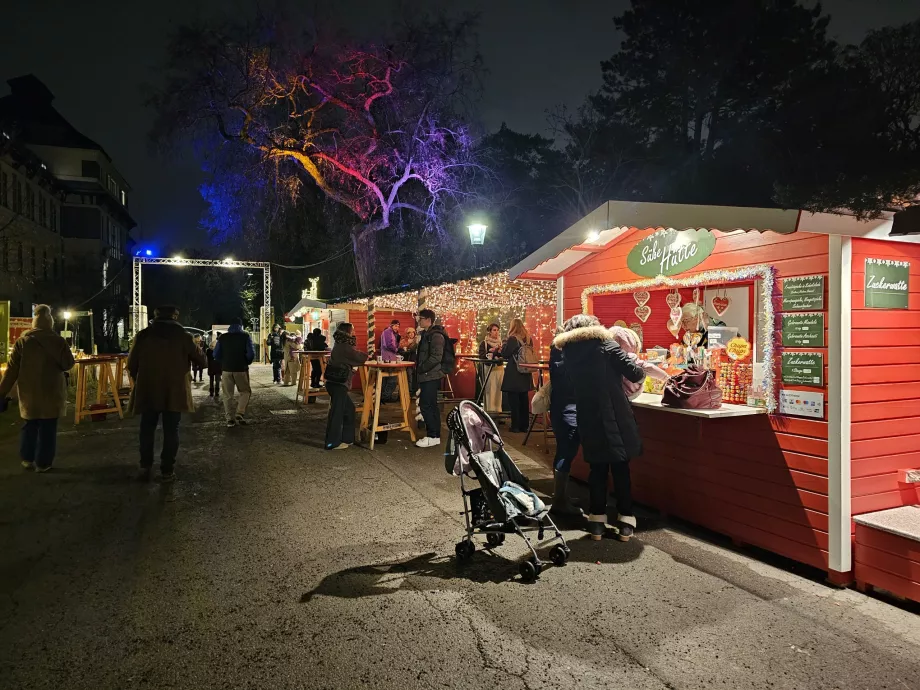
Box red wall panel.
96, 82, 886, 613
850, 238, 920, 517
593, 288, 695, 349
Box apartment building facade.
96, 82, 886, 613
0, 75, 136, 349
0, 134, 65, 316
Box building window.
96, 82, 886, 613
107, 175, 117, 197
30, 246, 35, 278
12, 178, 22, 214
0, 171, 7, 207
17, 242, 23, 275
43, 249, 48, 280
53, 256, 58, 281
38, 194, 46, 227
120, 189, 126, 206
25, 186, 34, 221
50, 203, 57, 232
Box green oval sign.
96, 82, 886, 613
626, 228, 716, 278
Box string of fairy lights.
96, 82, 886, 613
359, 272, 557, 314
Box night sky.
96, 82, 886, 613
2, 0, 918, 250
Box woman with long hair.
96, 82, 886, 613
478, 323, 505, 414
501, 317, 534, 433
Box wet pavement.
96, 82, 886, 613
1, 365, 918, 689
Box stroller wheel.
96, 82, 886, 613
550, 544, 569, 567
455, 541, 474, 562
486, 532, 505, 548
519, 559, 540, 582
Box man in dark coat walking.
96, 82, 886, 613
128, 305, 206, 482
553, 314, 645, 541
267, 324, 284, 383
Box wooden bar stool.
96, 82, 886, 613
354, 366, 369, 417
359, 362, 416, 449
74, 356, 124, 424
113, 354, 132, 402
296, 352, 330, 404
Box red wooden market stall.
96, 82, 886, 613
511, 201, 920, 596
327, 272, 557, 399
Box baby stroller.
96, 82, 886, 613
445, 400, 569, 581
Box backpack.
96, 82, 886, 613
442, 336, 458, 375
514, 337, 537, 366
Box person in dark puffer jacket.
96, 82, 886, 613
553, 314, 645, 542
324, 323, 367, 450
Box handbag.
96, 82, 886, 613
324, 362, 352, 385
661, 366, 722, 410
530, 381, 552, 415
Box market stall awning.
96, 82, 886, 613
509, 201, 802, 280
286, 296, 327, 319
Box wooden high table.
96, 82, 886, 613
74, 355, 125, 424
295, 351, 330, 404
517, 361, 553, 450
359, 361, 417, 450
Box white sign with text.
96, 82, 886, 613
779, 389, 824, 419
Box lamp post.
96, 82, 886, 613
468, 223, 487, 268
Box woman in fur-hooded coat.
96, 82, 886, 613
552, 314, 646, 541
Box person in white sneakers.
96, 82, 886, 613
414, 309, 447, 448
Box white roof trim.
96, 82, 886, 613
510, 201, 802, 279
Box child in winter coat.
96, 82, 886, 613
608, 326, 669, 400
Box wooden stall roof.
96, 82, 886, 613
509, 200, 896, 280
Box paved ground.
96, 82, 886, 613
1, 365, 919, 690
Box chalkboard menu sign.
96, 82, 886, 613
782, 352, 824, 387
781, 313, 825, 347
864, 258, 909, 309
782, 276, 824, 311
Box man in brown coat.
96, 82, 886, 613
127, 305, 205, 481
0, 305, 74, 472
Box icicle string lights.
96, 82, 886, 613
355, 272, 557, 314
582, 264, 778, 413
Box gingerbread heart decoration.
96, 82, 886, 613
634, 305, 651, 323
669, 306, 683, 323
629, 322, 644, 345
667, 320, 681, 339
633, 291, 651, 307
666, 292, 682, 309
711, 295, 731, 316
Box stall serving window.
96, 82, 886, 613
583, 264, 777, 412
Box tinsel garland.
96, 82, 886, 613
582, 264, 778, 413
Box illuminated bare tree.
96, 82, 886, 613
152, 15, 482, 289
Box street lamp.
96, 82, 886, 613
62, 311, 71, 345
467, 223, 487, 246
